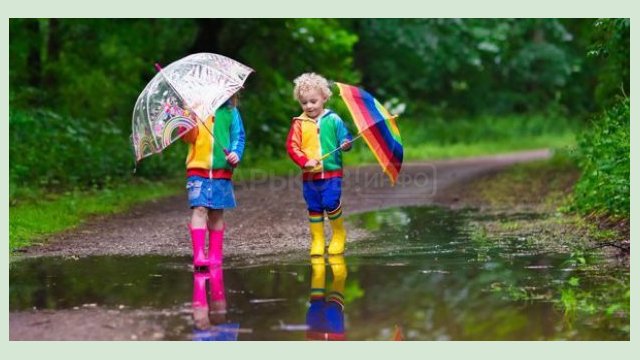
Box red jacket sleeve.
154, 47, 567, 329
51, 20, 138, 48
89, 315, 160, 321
285, 119, 309, 168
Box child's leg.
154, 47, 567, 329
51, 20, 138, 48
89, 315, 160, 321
191, 206, 209, 228
306, 256, 327, 336
207, 209, 224, 266
323, 178, 346, 255
207, 209, 224, 230
303, 180, 326, 256
189, 207, 209, 267
325, 255, 346, 336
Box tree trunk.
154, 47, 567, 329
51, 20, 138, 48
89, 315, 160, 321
190, 19, 224, 54
25, 20, 41, 88
43, 18, 61, 89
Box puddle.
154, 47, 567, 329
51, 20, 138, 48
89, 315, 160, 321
10, 206, 629, 340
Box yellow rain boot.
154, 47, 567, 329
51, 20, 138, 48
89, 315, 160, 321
327, 255, 347, 294
310, 256, 326, 297
327, 207, 346, 255
309, 213, 326, 256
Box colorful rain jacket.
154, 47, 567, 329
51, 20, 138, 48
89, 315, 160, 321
182, 105, 245, 179
285, 109, 353, 181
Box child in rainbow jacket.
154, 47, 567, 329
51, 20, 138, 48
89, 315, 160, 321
285, 73, 352, 255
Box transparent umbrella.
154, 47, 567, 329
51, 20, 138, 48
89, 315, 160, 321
131, 53, 253, 163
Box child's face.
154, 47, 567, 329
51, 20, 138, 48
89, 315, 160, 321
298, 89, 327, 119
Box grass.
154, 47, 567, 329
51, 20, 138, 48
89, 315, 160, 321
460, 152, 630, 260
9, 179, 181, 252
346, 132, 575, 166
458, 153, 580, 211
460, 155, 629, 335
345, 112, 577, 165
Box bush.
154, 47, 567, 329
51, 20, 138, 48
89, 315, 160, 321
572, 98, 629, 216
9, 109, 185, 196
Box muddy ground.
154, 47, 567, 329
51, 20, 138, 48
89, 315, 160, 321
14, 149, 551, 262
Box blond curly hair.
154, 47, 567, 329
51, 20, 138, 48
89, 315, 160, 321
293, 72, 332, 101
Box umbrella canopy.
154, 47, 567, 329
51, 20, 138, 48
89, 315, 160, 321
336, 82, 403, 185
131, 53, 253, 162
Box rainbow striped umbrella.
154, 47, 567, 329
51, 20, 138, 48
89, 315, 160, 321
336, 83, 403, 185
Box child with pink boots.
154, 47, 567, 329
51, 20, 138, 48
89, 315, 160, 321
181, 95, 245, 268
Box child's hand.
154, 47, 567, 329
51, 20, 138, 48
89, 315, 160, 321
304, 159, 319, 169
340, 140, 352, 151
226, 152, 240, 166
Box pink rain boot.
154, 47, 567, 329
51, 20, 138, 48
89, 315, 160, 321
189, 224, 208, 268
192, 270, 211, 330
208, 224, 225, 266
209, 265, 227, 323
192, 270, 210, 309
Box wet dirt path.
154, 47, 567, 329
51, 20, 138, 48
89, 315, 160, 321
15, 149, 551, 262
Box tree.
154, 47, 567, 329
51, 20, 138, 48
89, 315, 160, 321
353, 19, 585, 116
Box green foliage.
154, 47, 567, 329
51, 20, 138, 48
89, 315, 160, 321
565, 18, 629, 221
555, 252, 629, 335
9, 109, 186, 197
353, 19, 586, 115
10, 19, 198, 127
8, 18, 360, 187
587, 19, 630, 108
9, 19, 198, 194
10, 109, 130, 190
217, 19, 360, 152
8, 18, 626, 210
572, 98, 629, 216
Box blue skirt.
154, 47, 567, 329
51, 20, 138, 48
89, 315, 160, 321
186, 176, 236, 210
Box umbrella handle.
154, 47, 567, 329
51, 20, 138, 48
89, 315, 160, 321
222, 148, 238, 168
318, 147, 340, 161
318, 133, 363, 161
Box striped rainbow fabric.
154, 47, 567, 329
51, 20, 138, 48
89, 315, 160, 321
336, 82, 403, 185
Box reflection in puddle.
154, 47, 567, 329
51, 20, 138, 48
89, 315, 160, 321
10, 206, 629, 340
191, 266, 243, 341
305, 255, 347, 340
